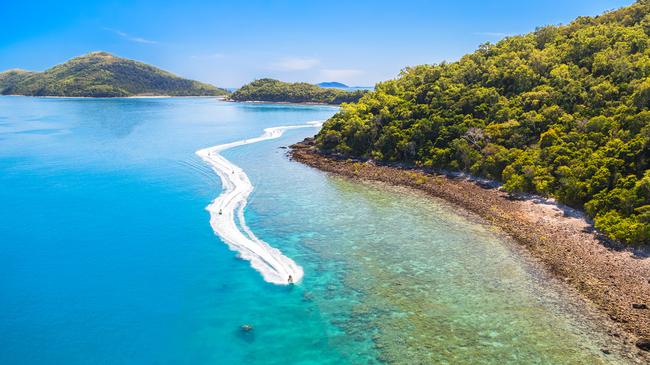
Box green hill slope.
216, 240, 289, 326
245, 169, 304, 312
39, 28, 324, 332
316, 1, 650, 244
0, 52, 227, 97
0, 69, 36, 91
230, 78, 367, 104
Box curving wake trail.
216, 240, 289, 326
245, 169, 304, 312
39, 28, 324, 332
196, 121, 322, 285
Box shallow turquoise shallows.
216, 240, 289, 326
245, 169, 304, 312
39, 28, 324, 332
0, 97, 622, 364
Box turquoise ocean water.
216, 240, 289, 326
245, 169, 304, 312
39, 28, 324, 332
0, 97, 623, 364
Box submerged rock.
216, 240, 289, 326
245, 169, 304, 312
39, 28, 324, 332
237, 324, 255, 343
302, 291, 314, 302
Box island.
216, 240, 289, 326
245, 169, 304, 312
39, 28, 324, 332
292, 0, 650, 354
317, 81, 349, 89
229, 78, 367, 105
0, 51, 228, 97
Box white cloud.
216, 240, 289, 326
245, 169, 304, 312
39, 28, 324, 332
319, 69, 364, 81
271, 57, 320, 71
105, 28, 159, 44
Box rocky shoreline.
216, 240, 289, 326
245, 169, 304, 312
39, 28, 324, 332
290, 138, 650, 362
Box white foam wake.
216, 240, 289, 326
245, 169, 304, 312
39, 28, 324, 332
196, 121, 322, 285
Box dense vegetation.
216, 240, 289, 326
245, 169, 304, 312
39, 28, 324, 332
0, 52, 228, 97
230, 78, 367, 104
0, 69, 36, 90
316, 1, 650, 245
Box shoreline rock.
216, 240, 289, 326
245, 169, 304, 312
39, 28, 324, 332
637, 339, 650, 351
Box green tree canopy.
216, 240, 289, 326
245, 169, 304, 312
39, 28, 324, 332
316, 0, 650, 245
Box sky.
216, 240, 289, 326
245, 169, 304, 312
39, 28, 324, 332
0, 0, 635, 88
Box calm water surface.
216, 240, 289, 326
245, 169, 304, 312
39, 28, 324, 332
0, 97, 623, 364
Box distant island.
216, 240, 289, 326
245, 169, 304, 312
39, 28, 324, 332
0, 52, 228, 97
318, 81, 374, 91
229, 78, 368, 105
317, 81, 349, 88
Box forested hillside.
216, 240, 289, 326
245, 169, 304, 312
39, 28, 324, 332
316, 1, 650, 245
0, 52, 228, 97
230, 78, 367, 104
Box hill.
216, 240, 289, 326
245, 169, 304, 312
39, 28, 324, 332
230, 78, 367, 105
0, 69, 36, 90
315, 1, 650, 245
0, 52, 228, 97
318, 81, 349, 88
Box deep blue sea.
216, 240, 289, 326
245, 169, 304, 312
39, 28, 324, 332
0, 97, 624, 364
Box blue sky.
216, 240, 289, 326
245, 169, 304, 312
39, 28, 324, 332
0, 0, 634, 87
